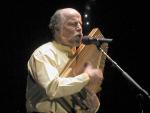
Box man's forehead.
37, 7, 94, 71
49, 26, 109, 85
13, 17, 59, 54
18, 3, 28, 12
61, 8, 81, 17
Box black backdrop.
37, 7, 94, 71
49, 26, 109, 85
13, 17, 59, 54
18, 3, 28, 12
5, 0, 150, 113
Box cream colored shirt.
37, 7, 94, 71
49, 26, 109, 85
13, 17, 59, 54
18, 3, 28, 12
26, 41, 90, 113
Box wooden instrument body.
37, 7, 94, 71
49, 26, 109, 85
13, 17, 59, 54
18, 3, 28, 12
58, 28, 109, 113
61, 28, 108, 93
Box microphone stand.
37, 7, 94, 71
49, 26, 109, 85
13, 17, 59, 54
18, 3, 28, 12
98, 46, 150, 113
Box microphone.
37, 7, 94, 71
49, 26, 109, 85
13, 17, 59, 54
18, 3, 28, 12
82, 36, 113, 45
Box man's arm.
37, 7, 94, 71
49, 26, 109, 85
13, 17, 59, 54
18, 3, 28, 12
28, 52, 90, 100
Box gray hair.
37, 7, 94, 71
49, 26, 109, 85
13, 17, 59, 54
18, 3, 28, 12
48, 8, 80, 38
48, 9, 63, 38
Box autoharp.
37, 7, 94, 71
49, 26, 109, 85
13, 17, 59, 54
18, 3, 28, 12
59, 28, 109, 113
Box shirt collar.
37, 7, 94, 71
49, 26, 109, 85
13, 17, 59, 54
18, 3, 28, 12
52, 41, 76, 57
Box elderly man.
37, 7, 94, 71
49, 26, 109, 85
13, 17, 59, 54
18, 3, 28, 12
26, 8, 103, 113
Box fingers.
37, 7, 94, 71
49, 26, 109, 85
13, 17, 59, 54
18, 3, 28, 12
83, 62, 104, 83
83, 62, 93, 73
84, 62, 93, 68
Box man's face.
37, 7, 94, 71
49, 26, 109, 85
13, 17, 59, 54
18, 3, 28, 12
59, 9, 83, 48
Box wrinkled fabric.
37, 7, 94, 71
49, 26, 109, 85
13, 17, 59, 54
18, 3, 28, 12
26, 41, 90, 113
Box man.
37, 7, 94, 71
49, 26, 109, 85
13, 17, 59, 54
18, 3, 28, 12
26, 8, 103, 113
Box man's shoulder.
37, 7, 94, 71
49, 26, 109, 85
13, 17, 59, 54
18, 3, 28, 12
33, 41, 56, 56
27, 41, 57, 64
38, 41, 53, 50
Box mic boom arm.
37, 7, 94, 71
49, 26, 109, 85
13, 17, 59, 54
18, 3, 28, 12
100, 47, 150, 99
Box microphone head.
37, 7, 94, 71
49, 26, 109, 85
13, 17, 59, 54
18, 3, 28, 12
82, 36, 96, 44
82, 36, 113, 45
82, 36, 88, 44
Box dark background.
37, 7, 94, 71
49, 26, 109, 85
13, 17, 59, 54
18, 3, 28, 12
5, 0, 150, 113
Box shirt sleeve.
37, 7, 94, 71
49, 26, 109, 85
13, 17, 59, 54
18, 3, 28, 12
27, 51, 90, 100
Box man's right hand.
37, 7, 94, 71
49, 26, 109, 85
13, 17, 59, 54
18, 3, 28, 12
83, 63, 103, 90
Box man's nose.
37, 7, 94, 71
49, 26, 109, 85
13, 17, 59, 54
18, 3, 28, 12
76, 23, 82, 31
